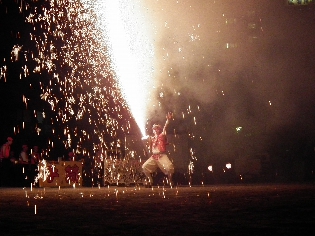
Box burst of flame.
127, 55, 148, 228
92, 0, 155, 136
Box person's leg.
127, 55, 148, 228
142, 157, 157, 186
157, 155, 174, 186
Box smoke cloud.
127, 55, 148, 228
142, 0, 315, 160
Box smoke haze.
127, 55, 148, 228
141, 0, 315, 160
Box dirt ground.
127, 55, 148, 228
0, 184, 314, 235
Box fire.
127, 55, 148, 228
91, 0, 155, 136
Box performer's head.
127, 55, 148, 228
152, 124, 162, 134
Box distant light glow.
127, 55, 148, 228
236, 127, 242, 133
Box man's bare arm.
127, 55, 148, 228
163, 112, 173, 135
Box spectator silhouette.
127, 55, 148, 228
19, 144, 29, 164
0, 137, 14, 186
30, 146, 41, 165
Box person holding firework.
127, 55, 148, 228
142, 112, 174, 187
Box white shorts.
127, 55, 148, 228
142, 154, 174, 175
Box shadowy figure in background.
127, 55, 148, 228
19, 144, 29, 164
9, 150, 17, 164
30, 146, 41, 186
19, 144, 31, 186
30, 146, 41, 165
0, 137, 13, 159
0, 137, 14, 186
142, 112, 175, 187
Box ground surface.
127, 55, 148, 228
0, 184, 314, 235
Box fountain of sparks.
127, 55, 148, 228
1, 0, 211, 187
89, 0, 155, 136
0, 0, 150, 186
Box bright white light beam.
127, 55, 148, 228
94, 0, 154, 136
